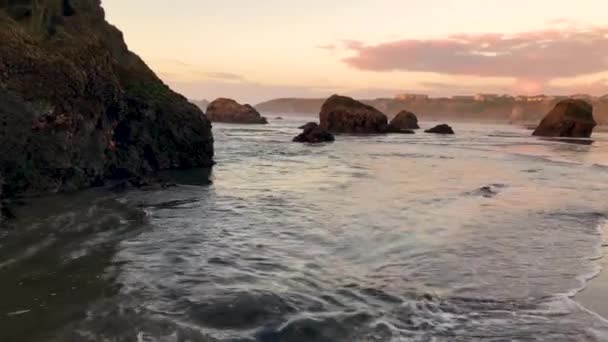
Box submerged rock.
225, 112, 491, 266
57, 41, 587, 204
0, 0, 214, 199
319, 95, 388, 133
468, 184, 507, 198
206, 98, 268, 124
387, 110, 420, 132
476, 186, 498, 198
425, 124, 455, 135
293, 122, 335, 143
532, 99, 596, 138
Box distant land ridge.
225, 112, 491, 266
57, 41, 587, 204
256, 94, 608, 125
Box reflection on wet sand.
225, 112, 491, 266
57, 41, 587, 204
0, 192, 146, 342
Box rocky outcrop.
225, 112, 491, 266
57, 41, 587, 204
206, 98, 268, 124
319, 95, 388, 133
425, 124, 455, 134
293, 122, 335, 143
388, 110, 419, 132
532, 99, 596, 137
0, 0, 214, 198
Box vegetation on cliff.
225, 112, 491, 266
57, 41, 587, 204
0, 0, 214, 198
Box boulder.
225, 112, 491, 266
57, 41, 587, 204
293, 122, 335, 143
206, 98, 268, 124
0, 0, 214, 198
425, 124, 455, 135
319, 95, 388, 133
388, 110, 420, 132
532, 99, 596, 137
298, 122, 317, 130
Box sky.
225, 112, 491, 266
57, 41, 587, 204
102, 0, 608, 104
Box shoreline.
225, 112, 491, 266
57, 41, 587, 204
575, 221, 608, 320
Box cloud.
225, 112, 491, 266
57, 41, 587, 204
201, 72, 244, 82
149, 59, 245, 83
547, 78, 608, 95
342, 26, 608, 81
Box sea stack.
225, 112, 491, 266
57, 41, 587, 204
425, 124, 455, 135
0, 0, 214, 198
293, 122, 335, 143
387, 110, 420, 133
319, 95, 388, 133
532, 99, 596, 138
206, 98, 268, 124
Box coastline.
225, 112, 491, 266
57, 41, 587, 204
576, 221, 608, 320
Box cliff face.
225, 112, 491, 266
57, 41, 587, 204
0, 0, 214, 197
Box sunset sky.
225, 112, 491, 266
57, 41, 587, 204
101, 0, 608, 104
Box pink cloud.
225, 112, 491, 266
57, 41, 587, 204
342, 27, 608, 81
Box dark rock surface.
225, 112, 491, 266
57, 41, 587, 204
387, 128, 415, 134
468, 184, 507, 198
425, 124, 455, 135
319, 95, 388, 133
532, 99, 596, 137
0, 173, 3, 225
206, 98, 268, 124
0, 0, 214, 199
388, 110, 420, 132
293, 123, 335, 143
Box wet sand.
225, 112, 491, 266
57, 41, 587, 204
577, 225, 608, 320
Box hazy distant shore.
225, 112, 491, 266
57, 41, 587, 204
251, 96, 608, 125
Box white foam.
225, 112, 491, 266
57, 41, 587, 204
6, 309, 30, 317
572, 219, 608, 325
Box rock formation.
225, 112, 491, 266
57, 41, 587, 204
293, 122, 335, 143
532, 99, 596, 138
388, 110, 420, 132
425, 124, 455, 135
319, 95, 388, 133
206, 98, 268, 124
255, 96, 608, 126
0, 0, 214, 198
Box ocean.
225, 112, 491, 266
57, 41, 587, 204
2, 116, 608, 341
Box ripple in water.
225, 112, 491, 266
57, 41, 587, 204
3, 118, 608, 341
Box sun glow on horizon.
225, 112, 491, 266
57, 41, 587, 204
102, 0, 608, 103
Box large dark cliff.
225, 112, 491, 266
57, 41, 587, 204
0, 0, 214, 198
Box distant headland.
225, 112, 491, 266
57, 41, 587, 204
252, 93, 608, 125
